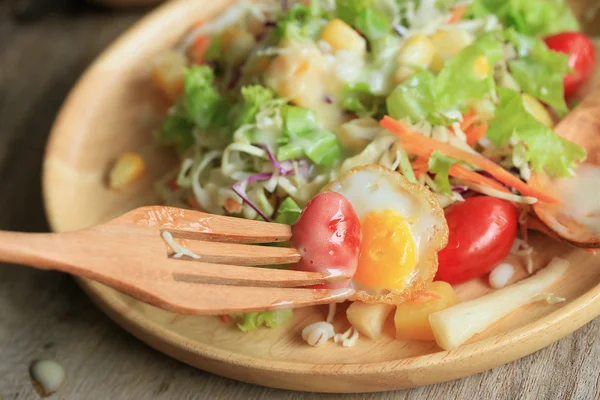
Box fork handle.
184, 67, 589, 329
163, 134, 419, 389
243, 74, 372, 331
0, 230, 65, 270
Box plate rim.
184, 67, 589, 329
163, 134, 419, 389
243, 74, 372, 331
41, 0, 600, 391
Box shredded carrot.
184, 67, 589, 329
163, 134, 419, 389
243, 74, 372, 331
448, 4, 468, 23
193, 36, 211, 65
220, 315, 231, 323
465, 123, 488, 146
380, 116, 560, 204
449, 164, 511, 193
585, 249, 597, 255
411, 156, 429, 176
459, 109, 477, 132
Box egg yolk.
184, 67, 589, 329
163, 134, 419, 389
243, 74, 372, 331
353, 209, 417, 290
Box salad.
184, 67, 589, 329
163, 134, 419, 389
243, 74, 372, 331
114, 0, 597, 349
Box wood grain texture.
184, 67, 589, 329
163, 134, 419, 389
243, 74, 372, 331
0, 1, 599, 399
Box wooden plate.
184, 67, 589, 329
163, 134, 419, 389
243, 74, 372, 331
42, 0, 600, 393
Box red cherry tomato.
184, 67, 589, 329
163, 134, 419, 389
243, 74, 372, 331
543, 32, 595, 97
291, 192, 361, 288
435, 197, 517, 285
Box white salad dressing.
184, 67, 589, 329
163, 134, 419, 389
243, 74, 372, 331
549, 164, 600, 235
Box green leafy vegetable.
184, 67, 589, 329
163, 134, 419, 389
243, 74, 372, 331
155, 113, 195, 153
231, 309, 293, 332
486, 88, 586, 176
354, 8, 391, 41
183, 65, 229, 128
386, 69, 436, 122
467, 0, 580, 37
435, 32, 504, 111
505, 30, 570, 115
274, 197, 302, 225
275, 1, 328, 40
234, 85, 275, 128
341, 83, 373, 113
428, 150, 464, 195
386, 33, 504, 124
278, 106, 342, 166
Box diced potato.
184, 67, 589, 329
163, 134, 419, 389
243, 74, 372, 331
320, 19, 366, 55
346, 301, 395, 340
396, 34, 436, 69
394, 281, 460, 342
522, 93, 555, 127
264, 51, 324, 109
430, 28, 474, 61
109, 153, 145, 190
151, 51, 187, 102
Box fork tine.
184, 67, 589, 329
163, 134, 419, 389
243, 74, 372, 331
167, 240, 301, 265
145, 282, 355, 315
127, 206, 292, 243
168, 258, 349, 287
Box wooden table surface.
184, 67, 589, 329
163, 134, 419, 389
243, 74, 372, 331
0, 3, 599, 399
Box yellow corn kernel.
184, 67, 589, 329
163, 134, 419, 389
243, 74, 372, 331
151, 51, 187, 102
109, 153, 145, 190
397, 34, 436, 69
522, 93, 555, 127
394, 65, 416, 85
430, 28, 474, 60
394, 281, 460, 342
320, 19, 366, 54
473, 55, 489, 79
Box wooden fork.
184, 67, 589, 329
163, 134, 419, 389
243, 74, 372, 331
0, 206, 353, 315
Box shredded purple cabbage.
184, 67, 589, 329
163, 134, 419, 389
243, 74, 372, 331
323, 95, 333, 104
256, 144, 313, 178
451, 185, 469, 193
393, 24, 408, 36
232, 173, 274, 222
232, 146, 315, 221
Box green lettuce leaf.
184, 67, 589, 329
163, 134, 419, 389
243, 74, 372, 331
386, 69, 436, 122
275, 1, 328, 40
486, 88, 586, 176
155, 113, 195, 153
234, 85, 275, 128
183, 65, 228, 128
505, 30, 570, 115
341, 82, 373, 113
274, 197, 302, 225
427, 150, 467, 195
467, 0, 580, 37
435, 32, 504, 111
277, 106, 342, 166
231, 309, 293, 332
336, 0, 391, 41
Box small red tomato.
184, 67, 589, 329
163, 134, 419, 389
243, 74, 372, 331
291, 192, 361, 288
544, 32, 595, 97
435, 197, 517, 285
